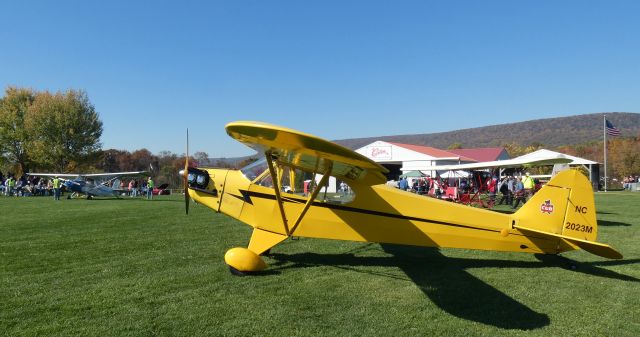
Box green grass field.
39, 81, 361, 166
1, 192, 638, 336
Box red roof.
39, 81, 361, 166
390, 142, 477, 162
448, 147, 507, 162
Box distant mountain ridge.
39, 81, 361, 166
208, 112, 639, 165
334, 112, 640, 150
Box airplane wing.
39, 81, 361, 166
81, 171, 149, 178
27, 173, 80, 179
226, 121, 389, 184
28, 171, 149, 179
419, 155, 573, 172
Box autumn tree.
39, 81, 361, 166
130, 149, 155, 172
609, 137, 640, 178
0, 87, 36, 174
26, 89, 103, 172
99, 151, 127, 171
193, 151, 209, 166
502, 142, 527, 158
156, 151, 180, 187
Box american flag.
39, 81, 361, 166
606, 119, 620, 136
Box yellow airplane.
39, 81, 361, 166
182, 121, 622, 275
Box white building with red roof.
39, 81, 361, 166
448, 147, 510, 162
356, 141, 509, 179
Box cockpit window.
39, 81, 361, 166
240, 158, 268, 182
303, 175, 355, 204
240, 158, 355, 204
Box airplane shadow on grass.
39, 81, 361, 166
597, 219, 632, 226
267, 245, 639, 330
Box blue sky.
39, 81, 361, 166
1, 1, 639, 158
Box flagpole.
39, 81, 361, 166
603, 115, 607, 192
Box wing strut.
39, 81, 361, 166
289, 160, 333, 235
265, 150, 290, 235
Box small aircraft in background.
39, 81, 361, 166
182, 121, 622, 275
27, 171, 149, 199
420, 152, 573, 173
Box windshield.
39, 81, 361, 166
240, 158, 268, 181
240, 157, 355, 204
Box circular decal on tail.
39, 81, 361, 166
540, 200, 554, 214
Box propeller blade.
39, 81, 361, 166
184, 129, 190, 215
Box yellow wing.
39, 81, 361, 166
226, 121, 388, 184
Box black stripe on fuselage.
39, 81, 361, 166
230, 190, 501, 234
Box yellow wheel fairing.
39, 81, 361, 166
224, 247, 266, 272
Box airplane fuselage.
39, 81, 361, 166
183, 121, 620, 273
65, 180, 119, 197
189, 169, 573, 256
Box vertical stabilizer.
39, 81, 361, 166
515, 170, 598, 241
513, 171, 573, 235
512, 170, 621, 259
553, 170, 599, 242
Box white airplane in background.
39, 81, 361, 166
420, 151, 573, 174
27, 171, 149, 198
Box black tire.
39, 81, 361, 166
228, 266, 248, 276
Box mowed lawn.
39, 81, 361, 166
1, 192, 638, 337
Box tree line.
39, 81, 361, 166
493, 138, 640, 185
2, 86, 638, 188
0, 86, 254, 188
0, 86, 102, 174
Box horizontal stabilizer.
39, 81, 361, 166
515, 225, 623, 260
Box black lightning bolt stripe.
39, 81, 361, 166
229, 190, 502, 234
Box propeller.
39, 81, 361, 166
184, 129, 190, 215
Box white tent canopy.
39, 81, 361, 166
513, 149, 598, 165
420, 148, 597, 171
437, 170, 470, 178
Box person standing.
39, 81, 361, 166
7, 176, 16, 196
497, 177, 509, 205
512, 177, 525, 209
128, 180, 134, 197
133, 179, 139, 197
52, 176, 61, 200
506, 176, 515, 206
522, 172, 535, 201
146, 176, 154, 200
398, 177, 408, 191
487, 176, 497, 203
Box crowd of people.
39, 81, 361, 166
0, 172, 55, 197
493, 173, 539, 209
0, 171, 158, 200
396, 172, 540, 209
397, 175, 444, 197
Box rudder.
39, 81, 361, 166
514, 170, 622, 259
514, 170, 598, 242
